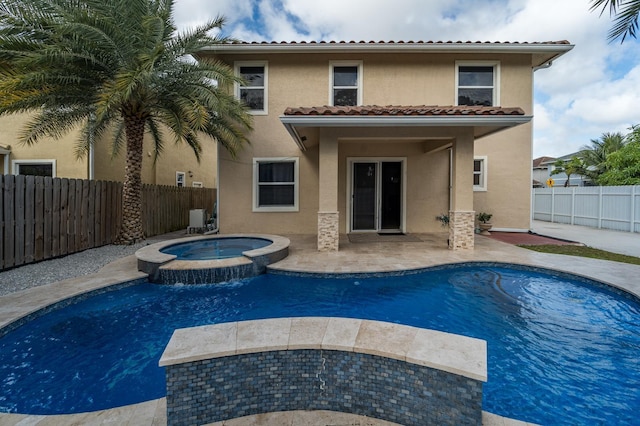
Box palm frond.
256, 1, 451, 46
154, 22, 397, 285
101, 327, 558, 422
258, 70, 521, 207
20, 107, 91, 145
109, 119, 126, 159
591, 0, 640, 42
146, 118, 165, 164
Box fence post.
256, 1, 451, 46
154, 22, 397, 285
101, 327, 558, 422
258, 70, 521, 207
598, 186, 603, 229
631, 186, 637, 233
550, 187, 555, 223
571, 187, 576, 225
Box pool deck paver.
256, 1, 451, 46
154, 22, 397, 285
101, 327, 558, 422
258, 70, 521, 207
1, 232, 637, 425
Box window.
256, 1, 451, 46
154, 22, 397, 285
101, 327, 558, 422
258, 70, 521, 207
456, 62, 499, 106
473, 156, 487, 191
330, 61, 362, 106
192, 181, 203, 188
12, 159, 56, 177
235, 62, 267, 114
253, 158, 299, 212
176, 171, 185, 187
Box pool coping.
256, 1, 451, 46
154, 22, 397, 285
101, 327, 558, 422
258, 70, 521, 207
2, 234, 640, 425
160, 317, 488, 381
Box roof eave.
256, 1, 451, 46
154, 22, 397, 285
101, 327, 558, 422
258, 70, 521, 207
203, 42, 574, 57
280, 115, 533, 150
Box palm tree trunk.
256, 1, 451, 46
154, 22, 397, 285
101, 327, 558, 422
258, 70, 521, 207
116, 115, 146, 244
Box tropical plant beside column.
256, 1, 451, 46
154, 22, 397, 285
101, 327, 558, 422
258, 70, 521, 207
0, 0, 252, 244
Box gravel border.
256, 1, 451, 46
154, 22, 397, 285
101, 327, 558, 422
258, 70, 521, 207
0, 231, 187, 297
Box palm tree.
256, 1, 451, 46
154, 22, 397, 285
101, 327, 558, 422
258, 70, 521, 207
591, 0, 640, 42
579, 132, 626, 182
0, 0, 252, 244
550, 156, 588, 187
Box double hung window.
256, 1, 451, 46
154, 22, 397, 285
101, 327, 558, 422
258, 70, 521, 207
473, 157, 488, 191
456, 62, 498, 106
253, 158, 299, 211
236, 62, 267, 114
330, 62, 362, 106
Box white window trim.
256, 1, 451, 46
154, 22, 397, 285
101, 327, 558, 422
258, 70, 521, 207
12, 159, 57, 177
176, 171, 186, 187
192, 181, 203, 188
234, 61, 268, 115
455, 61, 500, 106
253, 157, 299, 212
473, 156, 488, 192
329, 60, 363, 106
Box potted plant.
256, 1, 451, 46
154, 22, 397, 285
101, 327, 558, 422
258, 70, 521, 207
435, 213, 449, 227
477, 212, 493, 235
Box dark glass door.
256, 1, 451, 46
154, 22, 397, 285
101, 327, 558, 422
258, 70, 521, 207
380, 162, 402, 231
352, 163, 377, 230
352, 161, 403, 232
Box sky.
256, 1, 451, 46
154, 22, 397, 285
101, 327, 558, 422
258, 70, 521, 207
172, 0, 640, 158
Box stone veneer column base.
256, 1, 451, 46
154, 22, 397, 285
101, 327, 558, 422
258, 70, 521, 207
449, 210, 475, 250
318, 211, 339, 252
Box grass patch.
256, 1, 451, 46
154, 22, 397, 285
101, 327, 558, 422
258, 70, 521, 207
517, 244, 640, 266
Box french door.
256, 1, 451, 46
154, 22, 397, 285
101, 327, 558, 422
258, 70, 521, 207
351, 160, 403, 233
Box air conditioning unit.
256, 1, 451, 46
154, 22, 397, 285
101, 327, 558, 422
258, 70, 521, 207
188, 209, 207, 232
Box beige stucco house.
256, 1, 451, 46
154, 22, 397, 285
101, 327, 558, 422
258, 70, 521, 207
0, 113, 217, 188
200, 40, 573, 251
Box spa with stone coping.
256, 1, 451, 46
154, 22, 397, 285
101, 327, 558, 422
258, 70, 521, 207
135, 234, 289, 284
160, 317, 487, 426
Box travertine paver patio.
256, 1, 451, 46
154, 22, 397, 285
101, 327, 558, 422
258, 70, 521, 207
1, 233, 639, 425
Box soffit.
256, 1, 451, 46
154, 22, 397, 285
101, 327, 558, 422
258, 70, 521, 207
202, 40, 573, 67
280, 105, 532, 150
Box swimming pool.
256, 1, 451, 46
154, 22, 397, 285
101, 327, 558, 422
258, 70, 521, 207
0, 263, 639, 424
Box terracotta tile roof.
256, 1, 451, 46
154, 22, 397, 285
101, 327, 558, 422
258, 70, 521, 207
283, 105, 526, 116
533, 156, 556, 167
228, 40, 571, 46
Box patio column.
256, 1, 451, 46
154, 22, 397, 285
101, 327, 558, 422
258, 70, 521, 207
318, 131, 339, 251
449, 131, 475, 250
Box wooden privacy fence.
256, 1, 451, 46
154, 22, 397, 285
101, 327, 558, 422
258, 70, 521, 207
142, 184, 216, 237
1, 174, 216, 271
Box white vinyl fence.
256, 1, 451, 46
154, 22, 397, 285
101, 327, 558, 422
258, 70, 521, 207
532, 186, 640, 233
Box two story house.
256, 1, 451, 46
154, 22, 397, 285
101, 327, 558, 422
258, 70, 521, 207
201, 40, 572, 251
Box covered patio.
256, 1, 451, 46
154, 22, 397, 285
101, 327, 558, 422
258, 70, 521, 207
280, 105, 531, 252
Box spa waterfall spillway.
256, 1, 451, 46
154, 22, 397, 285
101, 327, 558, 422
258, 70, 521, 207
135, 234, 290, 284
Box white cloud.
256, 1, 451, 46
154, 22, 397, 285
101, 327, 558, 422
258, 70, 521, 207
171, 0, 640, 158
173, 0, 253, 31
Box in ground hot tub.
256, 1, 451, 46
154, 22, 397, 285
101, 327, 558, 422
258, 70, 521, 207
160, 237, 272, 260
136, 234, 289, 284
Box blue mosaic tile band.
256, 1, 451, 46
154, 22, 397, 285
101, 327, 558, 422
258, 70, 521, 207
165, 349, 483, 426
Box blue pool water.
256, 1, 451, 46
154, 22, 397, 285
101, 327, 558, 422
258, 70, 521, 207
160, 237, 271, 260
1, 264, 639, 424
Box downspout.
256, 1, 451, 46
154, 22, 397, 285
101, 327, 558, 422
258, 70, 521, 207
448, 147, 453, 211
533, 61, 553, 72
88, 113, 95, 180
88, 144, 95, 180
529, 61, 553, 231
204, 141, 220, 235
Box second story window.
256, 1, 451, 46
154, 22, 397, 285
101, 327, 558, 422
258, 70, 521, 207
331, 62, 362, 106
456, 62, 498, 106
236, 62, 267, 114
